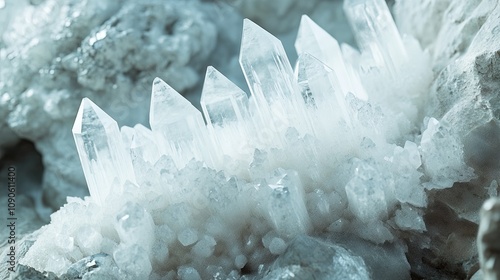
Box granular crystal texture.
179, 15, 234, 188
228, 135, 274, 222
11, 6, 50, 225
266, 169, 311, 238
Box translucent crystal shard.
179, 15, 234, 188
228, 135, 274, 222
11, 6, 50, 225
120, 125, 135, 150
345, 159, 388, 222
295, 15, 351, 96
294, 54, 356, 163
343, 0, 407, 75
240, 19, 297, 106
340, 43, 368, 100
201, 66, 253, 159
72, 98, 136, 204
201, 66, 250, 128
114, 201, 155, 253
239, 19, 309, 136
130, 124, 159, 164
296, 53, 353, 133
149, 78, 213, 168
266, 169, 311, 238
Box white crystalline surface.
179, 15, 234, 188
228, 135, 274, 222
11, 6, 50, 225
21, 0, 476, 278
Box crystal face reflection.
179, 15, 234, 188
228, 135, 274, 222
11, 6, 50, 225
149, 77, 214, 168
73, 98, 136, 205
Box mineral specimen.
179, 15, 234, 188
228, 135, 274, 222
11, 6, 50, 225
0, 0, 219, 208
17, 0, 500, 279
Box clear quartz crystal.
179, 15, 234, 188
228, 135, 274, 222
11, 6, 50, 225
295, 15, 351, 96
295, 53, 353, 132
239, 19, 311, 139
149, 78, 214, 168
129, 124, 159, 164
72, 98, 136, 205
115, 201, 155, 254
200, 66, 254, 160
343, 0, 407, 76
266, 169, 311, 238
340, 43, 369, 100
345, 160, 388, 222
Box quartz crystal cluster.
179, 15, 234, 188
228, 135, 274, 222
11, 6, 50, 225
0, 0, 219, 208
21, 0, 480, 279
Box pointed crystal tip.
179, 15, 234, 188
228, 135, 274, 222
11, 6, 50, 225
72, 98, 88, 134
73, 97, 115, 135
150, 77, 199, 129
152, 77, 164, 88
242, 18, 274, 39
202, 66, 246, 101
240, 18, 280, 55
152, 77, 172, 96
300, 14, 313, 25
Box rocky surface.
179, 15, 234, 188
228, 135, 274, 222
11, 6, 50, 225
478, 197, 500, 280
394, 0, 500, 278
260, 235, 371, 279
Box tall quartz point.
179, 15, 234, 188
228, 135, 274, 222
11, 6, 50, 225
72, 98, 136, 205
343, 0, 407, 76
200, 66, 253, 159
239, 19, 309, 136
295, 15, 352, 97
267, 169, 311, 238
150, 78, 213, 168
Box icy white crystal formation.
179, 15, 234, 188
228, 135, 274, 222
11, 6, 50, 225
343, 0, 433, 124
0, 0, 219, 208
21, 0, 480, 278
150, 78, 215, 169
72, 98, 136, 205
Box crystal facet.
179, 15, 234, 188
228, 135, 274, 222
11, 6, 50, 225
295, 53, 353, 132
201, 66, 253, 160
239, 19, 311, 140
129, 124, 159, 164
72, 98, 136, 204
149, 77, 214, 168
266, 169, 311, 238
295, 15, 351, 95
40, 7, 440, 279
343, 0, 407, 76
